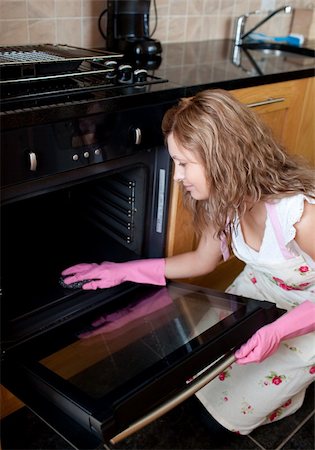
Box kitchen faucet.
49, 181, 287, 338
234, 5, 293, 46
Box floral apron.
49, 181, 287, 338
196, 203, 315, 435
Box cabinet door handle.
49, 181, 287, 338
134, 127, 142, 145
29, 151, 37, 171
246, 97, 285, 108
110, 350, 236, 444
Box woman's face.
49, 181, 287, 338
167, 133, 210, 200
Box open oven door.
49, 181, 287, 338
2, 281, 282, 449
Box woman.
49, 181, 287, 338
62, 89, 315, 434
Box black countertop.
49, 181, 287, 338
154, 39, 315, 94
1, 39, 314, 130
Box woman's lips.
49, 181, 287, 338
183, 184, 193, 191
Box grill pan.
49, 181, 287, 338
0, 44, 123, 80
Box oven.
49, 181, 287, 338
1, 45, 282, 449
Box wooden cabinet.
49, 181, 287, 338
0, 385, 24, 419
166, 77, 315, 290
231, 78, 315, 166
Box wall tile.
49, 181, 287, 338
186, 16, 202, 41
82, 1, 104, 18
204, 0, 221, 15
205, 16, 220, 39
55, 0, 81, 18
29, 19, 56, 44
188, 0, 205, 16
56, 18, 81, 46
151, 15, 169, 43
0, 20, 28, 45
82, 17, 105, 48
27, 1, 55, 19
220, 0, 235, 15
169, 0, 188, 16
0, 1, 27, 20
234, 0, 250, 15
168, 16, 187, 41
216, 15, 234, 39
0, 0, 314, 47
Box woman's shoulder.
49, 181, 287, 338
274, 194, 315, 255
275, 194, 314, 214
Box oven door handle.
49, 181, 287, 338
110, 350, 236, 444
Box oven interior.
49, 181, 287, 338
2, 163, 163, 347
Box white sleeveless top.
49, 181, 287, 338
232, 194, 315, 268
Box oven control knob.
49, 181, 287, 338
94, 148, 101, 156
29, 151, 37, 171
72, 154, 79, 161
134, 69, 148, 83
83, 151, 90, 158
105, 60, 118, 69
118, 64, 133, 83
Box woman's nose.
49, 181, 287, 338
173, 165, 184, 182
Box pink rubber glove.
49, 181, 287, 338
79, 287, 172, 338
235, 300, 315, 365
61, 258, 166, 290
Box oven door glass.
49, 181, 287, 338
3, 282, 280, 447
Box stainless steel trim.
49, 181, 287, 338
247, 97, 285, 108
110, 350, 236, 444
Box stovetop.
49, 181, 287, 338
2, 40, 314, 128
0, 44, 169, 112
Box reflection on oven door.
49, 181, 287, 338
2, 282, 281, 448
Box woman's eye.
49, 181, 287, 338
178, 162, 186, 167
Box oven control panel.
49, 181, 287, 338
1, 102, 171, 189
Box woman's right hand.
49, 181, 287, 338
61, 258, 166, 290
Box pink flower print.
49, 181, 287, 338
309, 366, 315, 374
241, 401, 253, 415
298, 282, 310, 289
250, 277, 257, 284
224, 396, 228, 402
269, 411, 278, 421
264, 371, 286, 386
282, 399, 292, 408
272, 277, 294, 291
299, 265, 309, 273
268, 401, 291, 422
272, 376, 283, 385
218, 368, 231, 381
272, 277, 310, 291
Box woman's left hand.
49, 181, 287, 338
235, 324, 281, 364
235, 300, 315, 365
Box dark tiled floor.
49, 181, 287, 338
1, 385, 314, 450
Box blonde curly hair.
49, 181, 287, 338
162, 89, 315, 238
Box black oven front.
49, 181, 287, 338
1, 98, 282, 449
1, 99, 175, 346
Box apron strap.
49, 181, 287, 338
265, 202, 294, 259
220, 236, 230, 261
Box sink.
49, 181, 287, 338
241, 42, 315, 58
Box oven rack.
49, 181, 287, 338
0, 44, 123, 66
